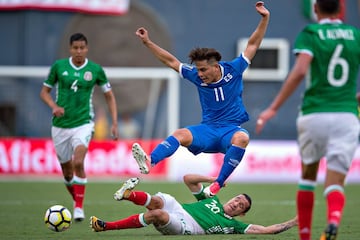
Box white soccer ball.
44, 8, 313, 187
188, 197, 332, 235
44, 205, 72, 232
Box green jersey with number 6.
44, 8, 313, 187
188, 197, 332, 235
44, 58, 110, 128
182, 196, 250, 234
294, 19, 360, 116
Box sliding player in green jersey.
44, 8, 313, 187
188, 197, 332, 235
40, 33, 119, 222
255, 0, 360, 239
90, 174, 297, 235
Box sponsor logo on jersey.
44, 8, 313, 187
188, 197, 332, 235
62, 71, 68, 76
84, 71, 93, 81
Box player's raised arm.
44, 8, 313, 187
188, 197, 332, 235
135, 27, 181, 72
183, 174, 217, 193
243, 1, 270, 61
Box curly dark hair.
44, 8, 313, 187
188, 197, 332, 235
188, 47, 222, 64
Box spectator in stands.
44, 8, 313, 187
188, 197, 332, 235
118, 112, 141, 139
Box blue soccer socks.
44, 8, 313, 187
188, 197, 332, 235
216, 145, 245, 186
150, 136, 180, 165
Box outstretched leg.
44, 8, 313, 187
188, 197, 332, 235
90, 208, 170, 232
133, 130, 188, 174
114, 178, 164, 209
91, 178, 167, 232
150, 135, 180, 165
204, 131, 248, 197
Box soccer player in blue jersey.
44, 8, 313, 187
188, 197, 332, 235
132, 1, 270, 197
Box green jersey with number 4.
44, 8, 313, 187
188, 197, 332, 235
182, 196, 250, 234
294, 20, 360, 115
44, 58, 109, 128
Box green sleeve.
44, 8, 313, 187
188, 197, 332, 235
192, 184, 207, 201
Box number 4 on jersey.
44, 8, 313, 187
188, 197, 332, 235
71, 80, 78, 92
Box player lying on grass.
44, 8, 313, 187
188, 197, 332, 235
90, 174, 298, 235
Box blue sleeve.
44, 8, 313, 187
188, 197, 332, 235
227, 54, 249, 74
179, 63, 202, 85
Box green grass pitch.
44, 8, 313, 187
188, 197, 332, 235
0, 178, 359, 240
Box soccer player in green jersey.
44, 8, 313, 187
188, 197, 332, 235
40, 33, 119, 222
255, 1, 360, 239
90, 174, 297, 235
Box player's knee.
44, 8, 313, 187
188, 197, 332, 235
232, 131, 249, 147
173, 128, 192, 146
148, 196, 164, 210
147, 209, 169, 225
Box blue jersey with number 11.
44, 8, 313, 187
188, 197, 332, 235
180, 54, 250, 126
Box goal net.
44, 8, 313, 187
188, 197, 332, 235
0, 66, 179, 139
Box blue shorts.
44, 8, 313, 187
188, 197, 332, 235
186, 124, 249, 155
